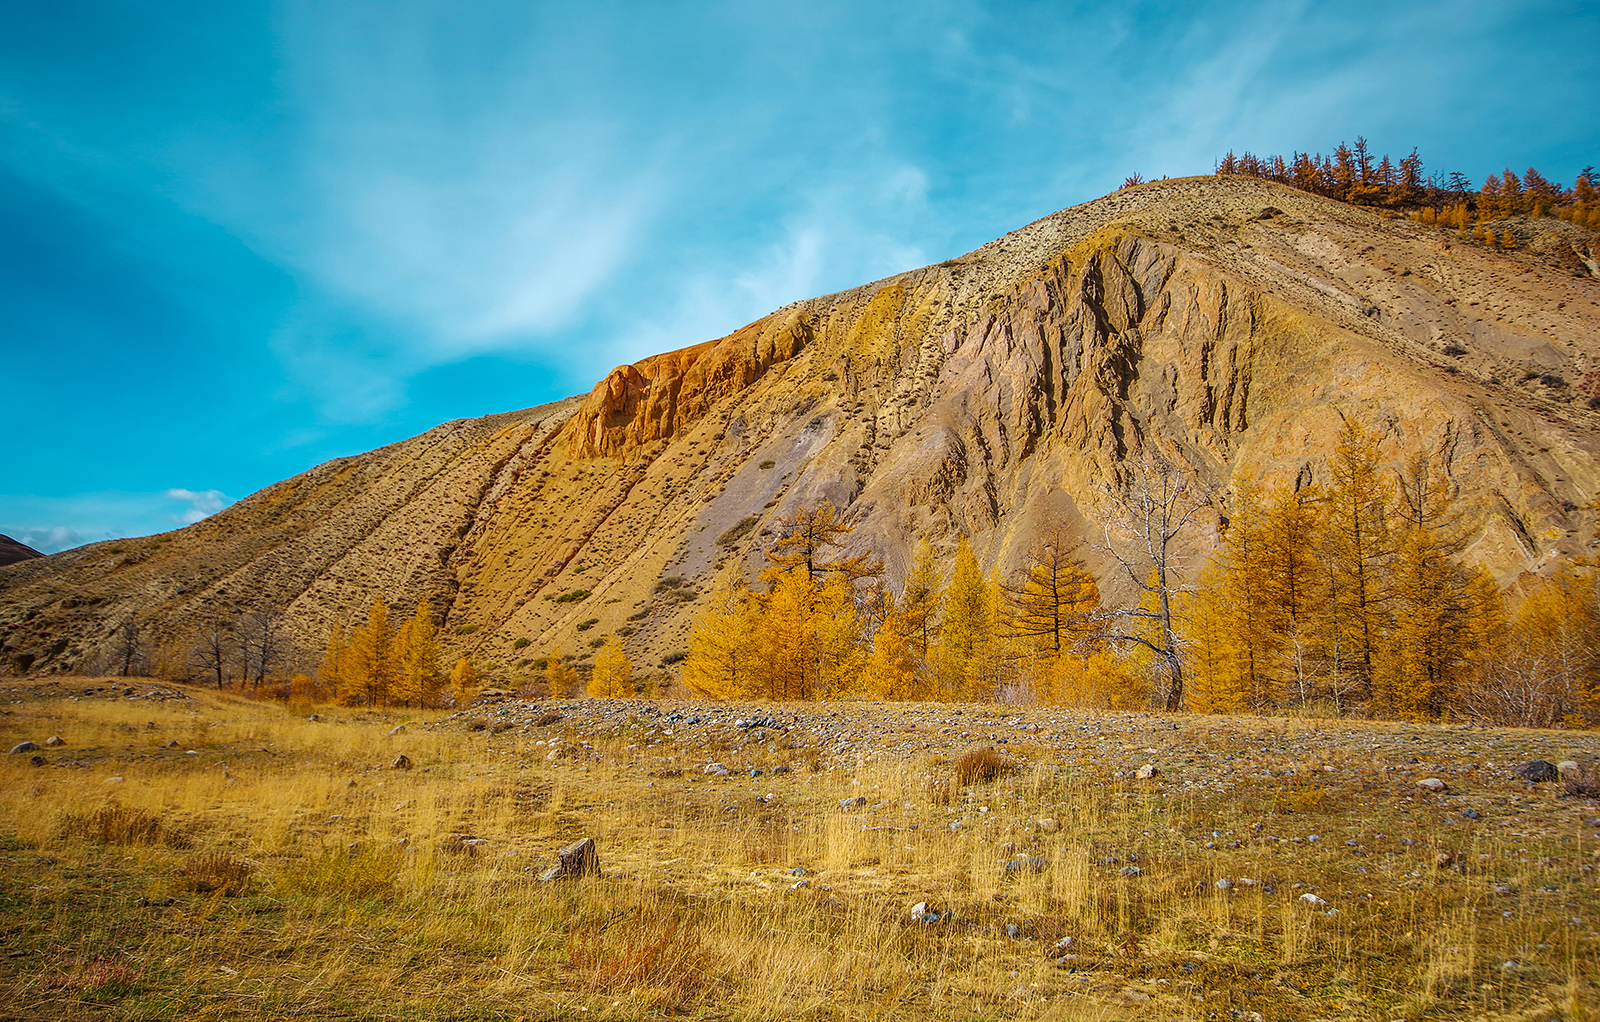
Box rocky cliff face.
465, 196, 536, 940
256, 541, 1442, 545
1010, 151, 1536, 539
5, 176, 1600, 680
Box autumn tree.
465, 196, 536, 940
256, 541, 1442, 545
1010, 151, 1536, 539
449, 657, 478, 707
588, 636, 633, 698
683, 583, 761, 699
1322, 418, 1393, 706
765, 500, 882, 584
932, 538, 1000, 701
343, 596, 397, 706
393, 599, 443, 707
545, 647, 580, 698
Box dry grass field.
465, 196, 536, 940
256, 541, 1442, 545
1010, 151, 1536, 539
2, 677, 1598, 1021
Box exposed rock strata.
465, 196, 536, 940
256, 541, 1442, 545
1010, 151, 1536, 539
4, 177, 1600, 678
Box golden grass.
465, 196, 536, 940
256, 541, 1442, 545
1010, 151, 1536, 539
0, 678, 1596, 1020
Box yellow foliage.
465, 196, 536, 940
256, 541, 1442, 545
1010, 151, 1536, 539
588, 637, 633, 698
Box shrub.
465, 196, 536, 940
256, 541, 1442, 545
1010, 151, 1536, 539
512, 637, 531, 649
567, 907, 718, 1009
758, 460, 775, 470
550, 590, 591, 604
716, 515, 760, 547
661, 651, 687, 666
576, 619, 599, 632
654, 576, 685, 592
953, 747, 1018, 786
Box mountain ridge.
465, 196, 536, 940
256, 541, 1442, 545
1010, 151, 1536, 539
5, 175, 1600, 682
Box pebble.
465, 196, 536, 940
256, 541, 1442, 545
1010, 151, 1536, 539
44, 736, 64, 747
1417, 778, 1447, 792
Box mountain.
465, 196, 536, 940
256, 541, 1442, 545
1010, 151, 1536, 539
0, 535, 42, 569
4, 175, 1600, 680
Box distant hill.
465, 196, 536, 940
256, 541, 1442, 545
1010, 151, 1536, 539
4, 175, 1600, 679
0, 535, 42, 568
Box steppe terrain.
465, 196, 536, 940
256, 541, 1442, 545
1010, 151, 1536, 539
3, 679, 1597, 1020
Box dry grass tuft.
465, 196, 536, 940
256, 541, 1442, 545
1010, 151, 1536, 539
953, 745, 1018, 786
176, 850, 253, 895
275, 845, 402, 899
63, 802, 166, 846
566, 906, 720, 1009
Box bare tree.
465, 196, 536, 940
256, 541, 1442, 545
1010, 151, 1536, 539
112, 616, 144, 677
237, 608, 286, 685
1095, 452, 1212, 711
190, 615, 234, 689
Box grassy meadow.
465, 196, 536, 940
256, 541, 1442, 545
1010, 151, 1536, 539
1, 677, 1597, 1021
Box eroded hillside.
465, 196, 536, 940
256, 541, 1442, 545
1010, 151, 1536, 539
4, 176, 1600, 680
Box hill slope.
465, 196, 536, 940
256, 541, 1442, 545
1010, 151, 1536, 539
5, 176, 1600, 679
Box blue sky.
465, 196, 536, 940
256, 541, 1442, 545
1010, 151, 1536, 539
2, 0, 1596, 552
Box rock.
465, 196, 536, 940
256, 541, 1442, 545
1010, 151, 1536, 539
540, 836, 601, 879
1462, 808, 1482, 819
786, 866, 806, 876
307, 714, 320, 722
704, 762, 730, 777
1037, 818, 1059, 834
162, 739, 179, 748
1215, 878, 1233, 890
749, 768, 763, 777
388, 724, 406, 736
1512, 760, 1559, 783
1004, 856, 1048, 875
1434, 851, 1457, 869
1298, 893, 1326, 905
105, 776, 124, 784
909, 901, 948, 923
43, 736, 64, 747
9, 741, 39, 754
839, 796, 867, 809
1119, 865, 1142, 877
1558, 760, 1581, 778
1417, 778, 1447, 792
1135, 763, 1160, 780
771, 764, 791, 775
29, 755, 45, 767
392, 754, 413, 770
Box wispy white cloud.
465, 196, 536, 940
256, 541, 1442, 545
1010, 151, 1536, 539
0, 488, 233, 552
165, 488, 230, 524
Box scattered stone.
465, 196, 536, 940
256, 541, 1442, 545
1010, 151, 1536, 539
162, 740, 179, 748
44, 736, 64, 747
1434, 851, 1457, 869
749, 768, 763, 777
1135, 763, 1160, 780
1299, 893, 1326, 905
9, 741, 39, 754
1118, 865, 1142, 877
105, 776, 124, 784
839, 796, 867, 809
443, 834, 488, 855
1417, 778, 1447, 792
704, 762, 730, 777
1512, 760, 1559, 783
307, 714, 320, 722
1215, 878, 1233, 890
392, 754, 413, 770
786, 866, 806, 876
909, 901, 948, 923
1558, 760, 1581, 778
1037, 818, 1059, 834
388, 724, 406, 737
1052, 936, 1074, 952
1004, 856, 1048, 875
1462, 808, 1482, 820
29, 755, 44, 767
1003, 923, 1022, 938
771, 765, 791, 775
1494, 884, 1516, 896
